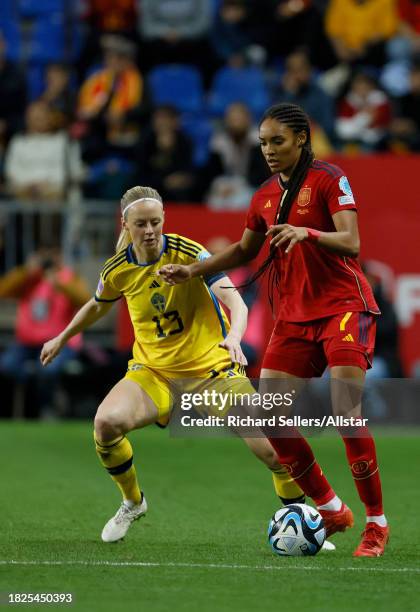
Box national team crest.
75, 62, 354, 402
151, 292, 166, 313
297, 187, 311, 207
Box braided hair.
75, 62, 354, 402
244, 103, 314, 311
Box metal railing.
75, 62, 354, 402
0, 197, 119, 273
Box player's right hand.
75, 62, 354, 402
40, 336, 64, 366
157, 264, 191, 285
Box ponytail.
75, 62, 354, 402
116, 227, 132, 253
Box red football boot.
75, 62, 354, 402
353, 522, 389, 557
318, 503, 354, 537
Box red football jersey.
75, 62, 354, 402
246, 160, 379, 322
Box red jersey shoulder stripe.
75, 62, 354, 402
312, 160, 343, 178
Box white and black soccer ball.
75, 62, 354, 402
268, 503, 326, 557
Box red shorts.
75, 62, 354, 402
262, 312, 376, 377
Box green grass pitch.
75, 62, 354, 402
1, 422, 419, 612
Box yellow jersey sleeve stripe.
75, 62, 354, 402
102, 256, 128, 281
166, 235, 201, 251
101, 246, 127, 267
170, 234, 204, 251
166, 238, 201, 257
166, 234, 202, 251
101, 251, 127, 276
167, 243, 200, 260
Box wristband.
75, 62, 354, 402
306, 228, 321, 243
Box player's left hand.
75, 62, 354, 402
219, 333, 248, 366
266, 224, 308, 253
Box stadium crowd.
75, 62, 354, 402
0, 0, 420, 205
0, 0, 414, 416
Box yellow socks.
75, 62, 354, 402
271, 465, 305, 504
94, 434, 142, 504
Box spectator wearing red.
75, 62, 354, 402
83, 0, 137, 32
336, 71, 392, 151
0, 247, 91, 417
398, 0, 420, 38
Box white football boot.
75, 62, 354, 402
320, 539, 336, 552
101, 496, 148, 542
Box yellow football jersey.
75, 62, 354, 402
95, 234, 232, 375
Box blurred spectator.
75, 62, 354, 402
325, 0, 399, 67
363, 261, 403, 378
204, 102, 268, 209
209, 103, 265, 179
207, 235, 265, 372
75, 35, 146, 161
388, 63, 420, 151
139, 0, 215, 81
271, 49, 336, 142
381, 1, 420, 96
0, 246, 91, 417
210, 0, 254, 65
135, 105, 196, 202
397, 0, 420, 52
335, 71, 392, 151
310, 121, 335, 156
83, 0, 138, 32
268, 1, 331, 68
40, 63, 76, 129
209, 0, 270, 67
78, 0, 138, 77
0, 31, 26, 168
4, 101, 84, 201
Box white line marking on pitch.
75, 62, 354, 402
1, 561, 419, 574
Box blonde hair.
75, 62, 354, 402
116, 186, 163, 252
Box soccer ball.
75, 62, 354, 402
268, 503, 326, 556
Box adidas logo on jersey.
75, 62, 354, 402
264, 200, 272, 208
149, 280, 161, 289
342, 334, 354, 342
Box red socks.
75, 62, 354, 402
340, 426, 384, 516
269, 425, 384, 517
268, 428, 334, 504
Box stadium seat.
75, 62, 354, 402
207, 66, 270, 120
19, 0, 66, 18
148, 64, 204, 115
28, 13, 65, 63
0, 20, 20, 62
210, 0, 222, 16
0, 0, 17, 22
181, 115, 213, 167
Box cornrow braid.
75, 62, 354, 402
240, 103, 314, 312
